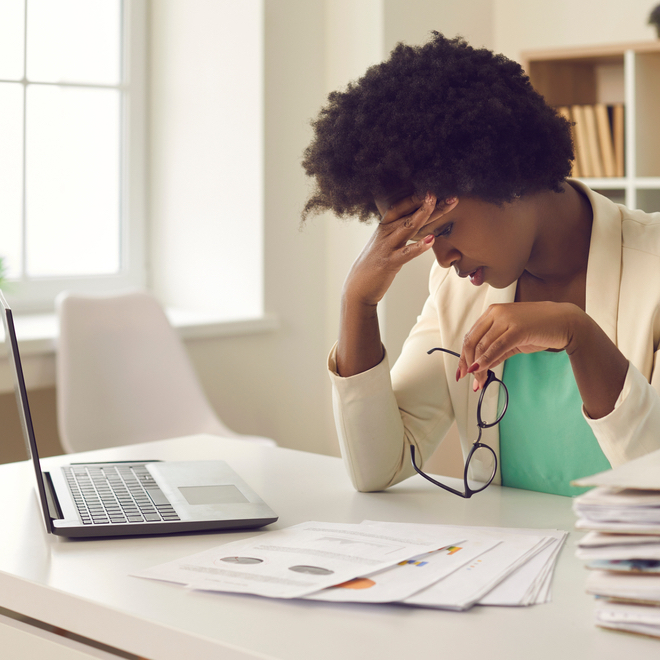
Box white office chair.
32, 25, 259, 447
55, 290, 276, 452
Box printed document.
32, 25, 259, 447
405, 532, 549, 610
135, 520, 566, 608
134, 521, 465, 599
304, 536, 500, 603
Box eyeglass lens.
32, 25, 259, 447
478, 376, 508, 427
465, 445, 497, 492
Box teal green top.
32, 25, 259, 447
498, 351, 611, 497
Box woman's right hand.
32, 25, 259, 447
343, 192, 458, 307
336, 192, 458, 377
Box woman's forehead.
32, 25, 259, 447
374, 185, 416, 208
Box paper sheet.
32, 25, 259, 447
595, 602, 660, 638
586, 559, 660, 573
572, 447, 660, 490
575, 519, 660, 535
479, 531, 566, 606
304, 536, 499, 603
577, 543, 660, 561
403, 533, 551, 611
356, 522, 566, 607
586, 569, 660, 602
134, 521, 465, 599
578, 531, 660, 548
134, 520, 567, 607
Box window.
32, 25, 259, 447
0, 0, 146, 312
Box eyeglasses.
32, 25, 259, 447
410, 347, 509, 498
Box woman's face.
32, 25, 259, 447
374, 193, 538, 290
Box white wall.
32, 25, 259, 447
147, 0, 656, 462
149, 0, 264, 318
147, 0, 494, 460
4, 0, 654, 467
494, 0, 658, 62
149, 0, 331, 454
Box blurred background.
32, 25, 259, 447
0, 0, 657, 473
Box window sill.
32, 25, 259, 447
0, 311, 279, 394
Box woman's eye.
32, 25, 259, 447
434, 223, 453, 238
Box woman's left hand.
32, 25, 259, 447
457, 301, 629, 420
457, 301, 583, 390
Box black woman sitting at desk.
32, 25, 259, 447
301, 33, 660, 496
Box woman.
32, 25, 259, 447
301, 33, 660, 496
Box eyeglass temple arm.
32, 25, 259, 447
410, 445, 469, 498
427, 347, 461, 358
429, 347, 501, 391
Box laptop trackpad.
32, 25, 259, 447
148, 460, 276, 522
179, 485, 248, 505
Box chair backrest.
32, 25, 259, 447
56, 290, 236, 452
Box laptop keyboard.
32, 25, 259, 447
63, 464, 181, 525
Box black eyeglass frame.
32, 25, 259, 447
409, 347, 509, 499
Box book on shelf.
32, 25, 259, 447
582, 105, 604, 178
612, 104, 625, 177
558, 103, 624, 179
556, 107, 581, 178
570, 105, 594, 177
595, 104, 616, 178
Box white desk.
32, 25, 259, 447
0, 435, 658, 659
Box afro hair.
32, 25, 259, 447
301, 32, 574, 222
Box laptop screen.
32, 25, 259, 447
0, 290, 54, 533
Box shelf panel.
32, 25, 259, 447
522, 40, 660, 65
576, 178, 660, 188
524, 42, 660, 180
576, 178, 626, 189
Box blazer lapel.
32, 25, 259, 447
575, 181, 622, 344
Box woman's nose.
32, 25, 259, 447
432, 239, 461, 269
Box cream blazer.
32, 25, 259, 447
328, 181, 660, 492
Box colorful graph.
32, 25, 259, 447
335, 577, 376, 590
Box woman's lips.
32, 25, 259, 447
457, 266, 485, 286
469, 267, 484, 286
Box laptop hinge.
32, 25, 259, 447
43, 471, 64, 521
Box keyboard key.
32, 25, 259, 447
145, 488, 169, 505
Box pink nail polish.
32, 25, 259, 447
424, 234, 434, 244
455, 367, 461, 382
467, 363, 479, 374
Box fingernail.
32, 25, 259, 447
425, 192, 433, 204
445, 196, 457, 205
455, 367, 461, 382
473, 379, 480, 392
423, 234, 435, 245
467, 362, 479, 374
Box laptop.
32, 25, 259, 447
0, 291, 278, 538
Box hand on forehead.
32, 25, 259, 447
374, 190, 459, 241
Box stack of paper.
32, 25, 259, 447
134, 520, 566, 610
573, 448, 660, 638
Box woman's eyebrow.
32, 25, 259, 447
423, 217, 452, 235
408, 218, 450, 242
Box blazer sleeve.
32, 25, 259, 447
584, 204, 660, 467
327, 268, 456, 492
585, 356, 660, 467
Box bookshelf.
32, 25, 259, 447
522, 41, 660, 213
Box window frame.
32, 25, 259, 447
3, 0, 147, 313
